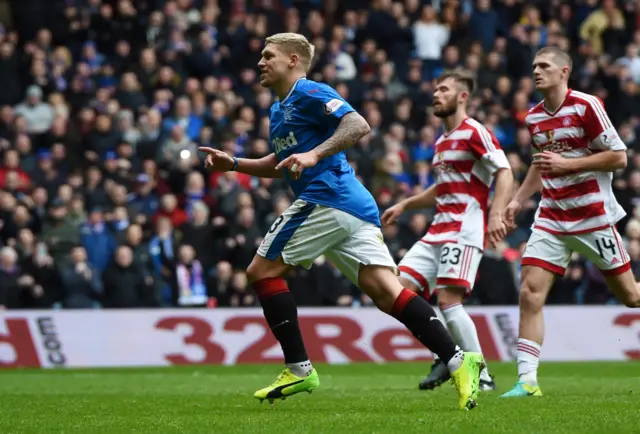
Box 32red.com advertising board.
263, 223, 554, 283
1, 307, 639, 368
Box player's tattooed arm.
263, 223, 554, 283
313, 112, 371, 159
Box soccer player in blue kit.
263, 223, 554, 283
199, 33, 485, 410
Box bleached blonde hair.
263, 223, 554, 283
265, 33, 316, 72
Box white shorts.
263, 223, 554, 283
257, 199, 397, 287
398, 241, 483, 296
522, 226, 631, 277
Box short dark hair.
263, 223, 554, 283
535, 46, 572, 72
435, 68, 476, 95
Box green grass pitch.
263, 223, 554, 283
1, 362, 639, 433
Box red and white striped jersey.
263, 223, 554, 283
422, 118, 510, 250
525, 89, 627, 235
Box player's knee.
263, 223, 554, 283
621, 291, 640, 308
632, 282, 640, 308
436, 286, 465, 307
246, 255, 284, 284
245, 259, 262, 284
519, 280, 546, 312
398, 276, 420, 293
358, 265, 402, 313
616, 278, 640, 307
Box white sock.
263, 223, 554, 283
517, 338, 541, 385
446, 346, 464, 373
441, 303, 490, 379
286, 360, 313, 377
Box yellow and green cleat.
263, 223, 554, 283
500, 381, 543, 398
450, 352, 485, 410
254, 368, 320, 403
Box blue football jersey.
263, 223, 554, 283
269, 77, 380, 227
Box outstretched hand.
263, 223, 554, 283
198, 147, 234, 172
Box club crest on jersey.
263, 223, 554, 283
283, 105, 294, 123
562, 117, 571, 126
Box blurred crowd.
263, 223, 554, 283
0, 0, 639, 310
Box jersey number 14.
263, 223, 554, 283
595, 237, 616, 259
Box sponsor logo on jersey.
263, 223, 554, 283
273, 131, 298, 154
433, 162, 455, 176
324, 98, 344, 114
541, 141, 572, 153
540, 129, 572, 153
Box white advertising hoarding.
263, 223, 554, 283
1, 307, 639, 368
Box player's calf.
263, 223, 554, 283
359, 264, 461, 366
359, 264, 483, 409
516, 265, 555, 386
247, 255, 313, 379
399, 275, 494, 390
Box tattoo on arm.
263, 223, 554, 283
313, 112, 371, 159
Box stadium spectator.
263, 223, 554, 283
0, 246, 21, 309
149, 215, 178, 305
0, 0, 638, 310
102, 245, 153, 308
16, 237, 61, 309
59, 245, 102, 309
177, 199, 217, 270
14, 85, 54, 135
226, 269, 258, 307
173, 243, 208, 307
41, 198, 80, 268
80, 206, 117, 272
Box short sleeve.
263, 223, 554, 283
582, 95, 627, 152
300, 83, 355, 128
467, 123, 511, 175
